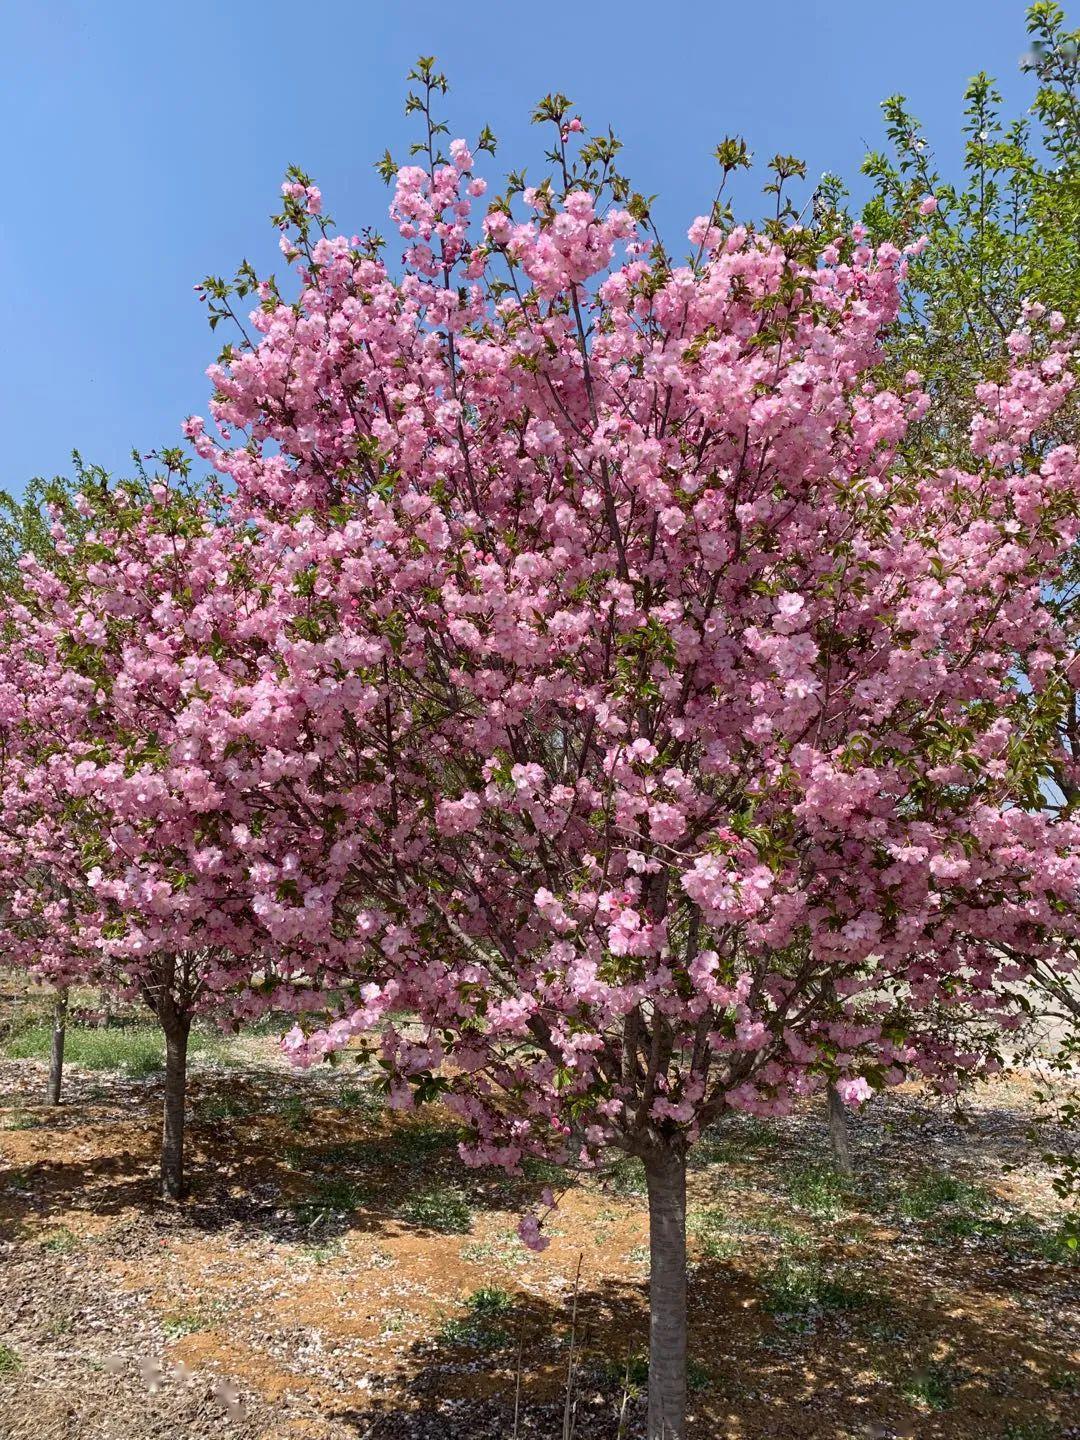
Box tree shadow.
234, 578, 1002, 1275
326, 1245, 1080, 1440
0, 1062, 558, 1248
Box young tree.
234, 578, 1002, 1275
860, 0, 1080, 1207
0, 463, 106, 1106
168, 64, 1080, 1431
0, 462, 318, 1196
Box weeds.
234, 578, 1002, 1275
292, 1177, 367, 1227
895, 1171, 990, 1222
400, 1184, 472, 1233
784, 1163, 854, 1220
761, 1255, 873, 1318
436, 1287, 515, 1350
901, 1365, 955, 1410
37, 1226, 77, 1253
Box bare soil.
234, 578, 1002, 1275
0, 1038, 1077, 1440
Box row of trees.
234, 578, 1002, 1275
2, 6, 1079, 1435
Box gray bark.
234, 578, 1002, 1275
828, 1082, 854, 1177
644, 1140, 688, 1440
46, 988, 68, 1106
160, 1014, 190, 1200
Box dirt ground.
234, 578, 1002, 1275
0, 1032, 1078, 1440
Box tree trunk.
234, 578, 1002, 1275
644, 1140, 688, 1440
828, 1082, 854, 1177
46, 988, 68, 1106
160, 1015, 191, 1200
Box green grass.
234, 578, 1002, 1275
2, 1022, 241, 1077
275, 1094, 313, 1131
761, 1255, 874, 1318
436, 1287, 515, 1350
603, 1155, 647, 1196
1002, 1422, 1056, 1440
400, 1184, 473, 1233
0, 1344, 21, 1376
337, 1083, 381, 1115
895, 1171, 991, 1223
595, 1352, 713, 1394
691, 1208, 741, 1261
0, 1108, 43, 1131
195, 1093, 250, 1123
37, 1226, 77, 1254
690, 1118, 779, 1168
783, 1163, 854, 1220
291, 1177, 367, 1227
162, 1310, 217, 1339
692, 1204, 814, 1251
901, 1365, 955, 1410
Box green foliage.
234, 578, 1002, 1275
291, 1177, 367, 1227
894, 1170, 992, 1222
760, 1255, 874, 1317
2, 1021, 239, 1076
436, 1287, 515, 1349
901, 1365, 956, 1410
862, 2, 1080, 468
400, 1184, 472, 1233
783, 1163, 855, 1220
0, 1344, 21, 1376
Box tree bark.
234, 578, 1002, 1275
644, 1140, 688, 1440
160, 1014, 191, 1200
828, 1082, 854, 1177
46, 988, 68, 1106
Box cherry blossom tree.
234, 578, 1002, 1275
167, 69, 1080, 1433
0, 462, 326, 1197
7, 66, 1077, 1429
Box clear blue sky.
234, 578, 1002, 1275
0, 0, 1042, 496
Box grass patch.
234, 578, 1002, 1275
276, 1094, 313, 1131
691, 1208, 741, 1261
1, 1108, 44, 1131
0, 1344, 20, 1376
400, 1184, 472, 1233
761, 1255, 874, 1318
162, 1310, 216, 1339
690, 1118, 778, 1168
436, 1287, 515, 1350
37, 1226, 78, 1254
595, 1352, 713, 1394
783, 1163, 854, 1220
1, 1022, 242, 1077
337, 1083, 381, 1115
901, 1364, 955, 1410
292, 1177, 367, 1227
603, 1155, 646, 1196
195, 1093, 250, 1123
3, 1023, 165, 1076
895, 1171, 990, 1223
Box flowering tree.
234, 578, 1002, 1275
175, 77, 1080, 1429
0, 462, 323, 1197
11, 65, 1067, 1429
858, 0, 1080, 1206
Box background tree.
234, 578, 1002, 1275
859, 0, 1080, 1209
0, 460, 322, 1195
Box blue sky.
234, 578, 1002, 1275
0, 0, 1042, 496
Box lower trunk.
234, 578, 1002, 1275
46, 989, 68, 1106
644, 1140, 688, 1440
160, 1018, 191, 1200
828, 1082, 854, 1177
